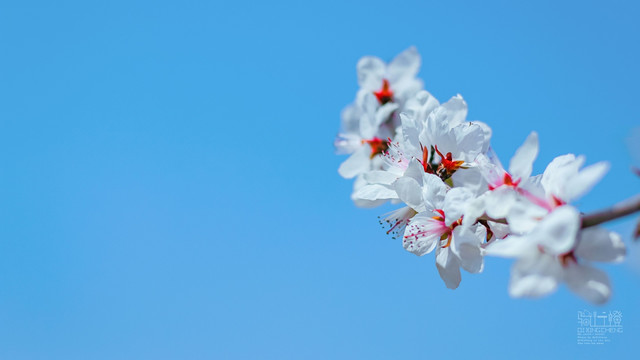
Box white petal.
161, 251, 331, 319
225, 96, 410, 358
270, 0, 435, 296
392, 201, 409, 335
563, 162, 610, 203
359, 94, 381, 138
531, 206, 580, 255
519, 174, 545, 199
508, 131, 538, 180
421, 173, 448, 210
541, 154, 584, 199
484, 187, 517, 220
338, 146, 370, 179
452, 123, 485, 160
403, 160, 424, 183
462, 193, 487, 227
363, 170, 399, 185
484, 235, 535, 258
486, 146, 504, 172
374, 102, 399, 130
413, 90, 440, 119
474, 153, 497, 179
451, 226, 485, 273
505, 200, 548, 234
542, 154, 579, 179
387, 46, 421, 84
436, 246, 462, 289
472, 121, 493, 153
422, 107, 452, 148
443, 187, 474, 226
392, 78, 423, 105
394, 177, 425, 212
440, 95, 468, 128
509, 252, 562, 298
334, 132, 361, 155
356, 56, 385, 90
576, 227, 626, 263
403, 213, 441, 255
488, 222, 511, 240
564, 263, 611, 304
352, 197, 387, 208
400, 112, 422, 156
352, 175, 385, 208
352, 183, 397, 201
451, 166, 487, 196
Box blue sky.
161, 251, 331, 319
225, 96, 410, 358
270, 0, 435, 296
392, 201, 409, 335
0, 0, 638, 358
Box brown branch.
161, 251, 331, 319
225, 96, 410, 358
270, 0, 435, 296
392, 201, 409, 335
581, 195, 640, 228
476, 194, 640, 230
477, 215, 508, 225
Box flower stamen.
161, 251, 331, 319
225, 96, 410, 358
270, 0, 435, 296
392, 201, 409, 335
434, 145, 465, 179
362, 137, 389, 159
373, 79, 394, 105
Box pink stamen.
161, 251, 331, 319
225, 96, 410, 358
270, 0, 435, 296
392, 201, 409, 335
516, 187, 554, 212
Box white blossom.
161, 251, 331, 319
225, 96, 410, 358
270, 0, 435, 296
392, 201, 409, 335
485, 206, 625, 304
335, 46, 631, 303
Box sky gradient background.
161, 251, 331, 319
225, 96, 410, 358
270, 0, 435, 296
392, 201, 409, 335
0, 0, 638, 358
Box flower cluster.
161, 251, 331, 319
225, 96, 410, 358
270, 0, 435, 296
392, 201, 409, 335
335, 47, 628, 304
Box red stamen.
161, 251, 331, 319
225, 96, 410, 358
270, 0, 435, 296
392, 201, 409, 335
503, 173, 520, 187
551, 195, 566, 208
434, 145, 465, 175
489, 172, 521, 190
559, 251, 577, 267
373, 79, 394, 105
362, 137, 389, 159
419, 144, 434, 173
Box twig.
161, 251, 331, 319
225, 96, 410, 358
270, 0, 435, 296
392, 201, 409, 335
477, 215, 508, 225
476, 194, 640, 229
581, 195, 640, 228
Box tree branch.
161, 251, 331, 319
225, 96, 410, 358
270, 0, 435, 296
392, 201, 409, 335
581, 195, 640, 228
476, 194, 640, 230
477, 215, 507, 225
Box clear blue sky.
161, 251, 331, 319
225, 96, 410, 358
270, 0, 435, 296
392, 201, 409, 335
0, 0, 638, 358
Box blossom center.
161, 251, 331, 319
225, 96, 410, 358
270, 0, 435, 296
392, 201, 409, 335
434, 145, 465, 179
537, 246, 577, 267
559, 251, 577, 267
488, 172, 521, 190
403, 209, 463, 249
439, 212, 463, 248
373, 79, 394, 105
418, 144, 435, 173
362, 137, 389, 159
551, 195, 566, 208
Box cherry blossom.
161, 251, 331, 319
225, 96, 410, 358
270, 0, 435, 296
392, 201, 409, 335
336, 92, 397, 179
399, 173, 486, 289
463, 131, 542, 227
485, 206, 625, 304
356, 46, 423, 111
335, 46, 635, 303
